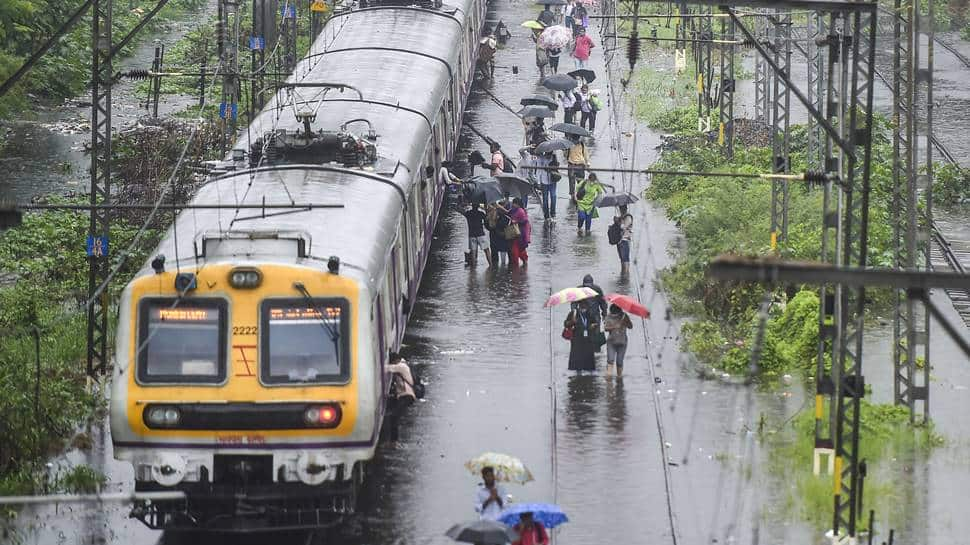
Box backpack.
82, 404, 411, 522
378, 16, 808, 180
576, 182, 586, 200
608, 222, 622, 245
502, 156, 514, 173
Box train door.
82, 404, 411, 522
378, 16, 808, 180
376, 295, 387, 397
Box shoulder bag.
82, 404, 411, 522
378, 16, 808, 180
503, 221, 521, 240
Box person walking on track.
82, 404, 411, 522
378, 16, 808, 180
463, 201, 491, 266
572, 26, 594, 68
613, 204, 633, 275
575, 172, 605, 235
475, 466, 508, 521
566, 134, 590, 201
604, 304, 633, 377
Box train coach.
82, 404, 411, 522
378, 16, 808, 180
109, 0, 487, 530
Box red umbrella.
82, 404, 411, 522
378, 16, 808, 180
605, 293, 650, 318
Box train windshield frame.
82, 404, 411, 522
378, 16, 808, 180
259, 298, 351, 385
137, 298, 228, 384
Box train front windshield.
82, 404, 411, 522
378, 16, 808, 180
260, 299, 350, 384
138, 300, 227, 383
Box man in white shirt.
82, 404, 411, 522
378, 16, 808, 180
474, 466, 508, 520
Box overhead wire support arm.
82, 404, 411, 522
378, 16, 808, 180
109, 0, 174, 59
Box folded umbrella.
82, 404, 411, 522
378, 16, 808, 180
605, 293, 650, 318
544, 286, 598, 308
517, 105, 555, 118
535, 0, 567, 5
534, 138, 573, 154
520, 94, 558, 109
541, 73, 578, 92
594, 192, 639, 207
498, 503, 569, 529
549, 122, 592, 137
494, 174, 536, 199
465, 452, 535, 484
520, 20, 546, 29
538, 25, 572, 49
567, 68, 596, 83
446, 519, 519, 545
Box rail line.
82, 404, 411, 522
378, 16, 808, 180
792, 18, 970, 328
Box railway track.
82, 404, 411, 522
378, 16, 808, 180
847, 14, 970, 328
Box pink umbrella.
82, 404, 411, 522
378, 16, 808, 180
605, 293, 650, 318
538, 25, 572, 50
544, 287, 598, 308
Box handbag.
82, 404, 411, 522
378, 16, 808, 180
594, 330, 607, 347
561, 326, 574, 340
550, 170, 562, 183
576, 183, 587, 200
503, 221, 521, 240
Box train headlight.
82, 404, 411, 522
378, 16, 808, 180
229, 267, 262, 289
144, 405, 182, 428
304, 404, 341, 428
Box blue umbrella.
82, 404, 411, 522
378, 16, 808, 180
498, 503, 569, 529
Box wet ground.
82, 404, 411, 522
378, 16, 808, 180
5, 3, 970, 545
0, 1, 213, 203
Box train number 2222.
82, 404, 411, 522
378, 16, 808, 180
232, 326, 257, 335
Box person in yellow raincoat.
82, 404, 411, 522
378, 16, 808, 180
574, 172, 604, 235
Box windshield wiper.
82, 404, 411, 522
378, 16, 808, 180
293, 282, 341, 366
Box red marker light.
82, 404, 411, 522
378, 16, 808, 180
304, 404, 341, 427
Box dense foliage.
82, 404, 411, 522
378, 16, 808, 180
0, 205, 158, 495
0, 0, 207, 117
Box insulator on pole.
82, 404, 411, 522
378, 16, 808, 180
627, 30, 641, 70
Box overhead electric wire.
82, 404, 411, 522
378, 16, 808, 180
80, 57, 225, 313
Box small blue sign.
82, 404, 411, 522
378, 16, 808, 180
281, 5, 296, 17
249, 36, 265, 50
86, 235, 108, 257
219, 102, 238, 120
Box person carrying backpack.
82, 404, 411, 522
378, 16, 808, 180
613, 204, 634, 275
583, 88, 604, 133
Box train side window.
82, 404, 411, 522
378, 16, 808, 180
399, 215, 412, 286
137, 298, 227, 384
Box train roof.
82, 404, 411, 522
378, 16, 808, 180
142, 2, 479, 291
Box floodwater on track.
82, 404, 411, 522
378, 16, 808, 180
5, 2, 970, 545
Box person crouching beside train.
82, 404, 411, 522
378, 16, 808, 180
386, 352, 422, 444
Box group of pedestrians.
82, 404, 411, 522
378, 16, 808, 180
532, 2, 596, 78
476, 467, 550, 545
563, 274, 634, 376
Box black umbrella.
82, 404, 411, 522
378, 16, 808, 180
535, 138, 573, 154
518, 105, 555, 118
568, 68, 596, 83
549, 122, 592, 137
464, 178, 505, 204
446, 519, 519, 545
520, 94, 558, 109
541, 73, 578, 92
595, 192, 640, 208
494, 174, 536, 198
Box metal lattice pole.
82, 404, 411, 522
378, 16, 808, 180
282, 1, 298, 73
892, 0, 932, 424
753, 14, 769, 124
769, 10, 792, 248
718, 16, 735, 157
832, 8, 877, 538
220, 0, 241, 154
813, 12, 842, 484
87, 0, 112, 377
807, 13, 825, 170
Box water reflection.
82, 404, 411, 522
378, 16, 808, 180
564, 375, 602, 439
604, 377, 628, 437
